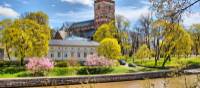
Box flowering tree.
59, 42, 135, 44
84, 54, 114, 67
26, 57, 54, 76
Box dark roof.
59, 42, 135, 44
71, 20, 94, 28
49, 39, 99, 47
80, 29, 96, 38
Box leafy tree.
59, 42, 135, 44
189, 24, 200, 56
115, 15, 131, 55
1, 19, 50, 65
21, 11, 49, 25
93, 22, 116, 42
94, 19, 131, 56
135, 44, 151, 63
0, 19, 13, 60
98, 38, 121, 59
161, 23, 193, 67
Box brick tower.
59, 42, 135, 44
94, 0, 115, 29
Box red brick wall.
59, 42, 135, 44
94, 0, 115, 29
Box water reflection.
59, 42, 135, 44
36, 75, 200, 88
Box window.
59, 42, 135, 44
77, 52, 81, 58
65, 53, 68, 58
71, 52, 74, 57
84, 52, 87, 58
90, 52, 93, 55
51, 53, 54, 58
58, 52, 61, 58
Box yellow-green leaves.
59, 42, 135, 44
98, 38, 121, 59
135, 44, 151, 59
93, 23, 116, 42
161, 23, 193, 56
0, 19, 50, 60
22, 11, 49, 26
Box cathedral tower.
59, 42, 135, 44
94, 0, 115, 29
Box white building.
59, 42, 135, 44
48, 36, 99, 61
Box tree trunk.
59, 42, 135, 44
162, 55, 170, 68
5, 44, 11, 60
21, 57, 24, 66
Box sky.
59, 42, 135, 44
0, 0, 200, 29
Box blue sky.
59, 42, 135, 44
0, 0, 200, 29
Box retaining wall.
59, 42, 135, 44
0, 70, 176, 88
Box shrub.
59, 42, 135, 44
0, 67, 25, 74
77, 67, 113, 75
26, 57, 54, 76
16, 71, 33, 77
84, 54, 114, 66
135, 44, 151, 63
50, 67, 78, 76
66, 57, 80, 67
55, 61, 68, 67
98, 38, 121, 59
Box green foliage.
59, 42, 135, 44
22, 11, 49, 25
189, 24, 200, 55
0, 61, 22, 67
162, 23, 193, 56
93, 22, 116, 42
48, 67, 78, 76
55, 61, 68, 67
0, 19, 50, 63
0, 67, 25, 74
93, 20, 131, 55
135, 44, 151, 59
135, 57, 200, 69
16, 71, 33, 77
77, 67, 113, 75
98, 38, 121, 59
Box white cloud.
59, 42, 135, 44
116, 6, 150, 23
183, 13, 200, 27
0, 6, 19, 18
3, 3, 11, 7
61, 0, 94, 7
55, 10, 93, 22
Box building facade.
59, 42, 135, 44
48, 37, 99, 61
61, 0, 115, 39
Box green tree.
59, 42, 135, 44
98, 38, 121, 59
93, 20, 131, 56
0, 19, 13, 60
189, 24, 200, 56
135, 44, 151, 63
161, 23, 193, 67
1, 19, 50, 65
21, 11, 49, 25
93, 22, 116, 42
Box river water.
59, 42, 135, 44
36, 75, 200, 88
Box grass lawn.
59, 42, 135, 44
134, 56, 200, 69
0, 56, 199, 78
0, 66, 159, 78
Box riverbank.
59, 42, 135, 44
1, 69, 200, 88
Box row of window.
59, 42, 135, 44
50, 52, 94, 59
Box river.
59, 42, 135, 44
35, 75, 200, 88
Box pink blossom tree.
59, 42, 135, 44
26, 57, 54, 76
84, 54, 114, 67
